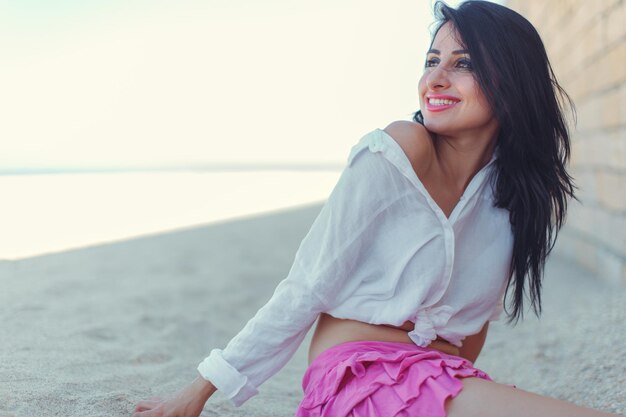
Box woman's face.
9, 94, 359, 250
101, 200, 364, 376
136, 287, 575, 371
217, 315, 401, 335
418, 22, 497, 138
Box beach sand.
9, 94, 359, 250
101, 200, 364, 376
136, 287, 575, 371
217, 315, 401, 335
1, 203, 624, 416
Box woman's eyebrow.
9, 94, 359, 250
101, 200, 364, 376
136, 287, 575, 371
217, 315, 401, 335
426, 48, 470, 55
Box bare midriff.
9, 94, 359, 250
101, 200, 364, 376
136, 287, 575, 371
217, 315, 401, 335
307, 312, 461, 365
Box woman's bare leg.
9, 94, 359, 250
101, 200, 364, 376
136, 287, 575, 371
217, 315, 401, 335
445, 377, 621, 417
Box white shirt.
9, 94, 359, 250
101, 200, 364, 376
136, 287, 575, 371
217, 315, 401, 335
197, 127, 514, 406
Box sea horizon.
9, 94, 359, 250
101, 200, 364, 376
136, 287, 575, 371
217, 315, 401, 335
0, 168, 342, 260
0, 162, 344, 176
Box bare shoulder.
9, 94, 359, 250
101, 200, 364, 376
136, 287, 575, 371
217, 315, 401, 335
383, 121, 435, 173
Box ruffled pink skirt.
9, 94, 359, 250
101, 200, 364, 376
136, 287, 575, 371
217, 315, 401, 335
294, 340, 510, 417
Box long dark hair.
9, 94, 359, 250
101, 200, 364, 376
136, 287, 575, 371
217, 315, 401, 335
414, 1, 578, 324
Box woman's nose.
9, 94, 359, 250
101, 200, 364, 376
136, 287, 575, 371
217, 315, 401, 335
426, 66, 450, 90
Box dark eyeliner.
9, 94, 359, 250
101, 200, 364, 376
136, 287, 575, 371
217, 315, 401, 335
425, 57, 439, 68
456, 58, 473, 69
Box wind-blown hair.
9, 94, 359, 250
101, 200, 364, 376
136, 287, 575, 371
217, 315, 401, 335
413, 1, 578, 324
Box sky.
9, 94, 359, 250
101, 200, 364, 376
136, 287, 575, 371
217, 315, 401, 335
0, 0, 506, 172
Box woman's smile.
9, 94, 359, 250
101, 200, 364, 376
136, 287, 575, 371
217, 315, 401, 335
425, 94, 461, 112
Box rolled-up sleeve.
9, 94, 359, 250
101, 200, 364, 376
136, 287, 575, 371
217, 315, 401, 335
197, 135, 398, 406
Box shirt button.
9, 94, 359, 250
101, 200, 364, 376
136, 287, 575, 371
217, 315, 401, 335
368, 135, 385, 152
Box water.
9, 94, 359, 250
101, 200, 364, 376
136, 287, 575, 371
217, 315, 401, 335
0, 169, 342, 260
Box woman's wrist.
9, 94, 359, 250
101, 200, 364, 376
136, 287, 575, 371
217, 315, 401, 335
192, 374, 217, 400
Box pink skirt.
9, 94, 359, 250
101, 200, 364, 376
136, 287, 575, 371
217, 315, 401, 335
294, 340, 512, 417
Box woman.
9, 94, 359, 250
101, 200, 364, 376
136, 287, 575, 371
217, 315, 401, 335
133, 2, 621, 416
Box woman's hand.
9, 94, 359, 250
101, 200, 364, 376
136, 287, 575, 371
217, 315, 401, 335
132, 376, 217, 417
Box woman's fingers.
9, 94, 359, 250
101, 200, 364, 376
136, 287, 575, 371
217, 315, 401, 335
132, 405, 165, 417
132, 409, 159, 417
134, 399, 162, 412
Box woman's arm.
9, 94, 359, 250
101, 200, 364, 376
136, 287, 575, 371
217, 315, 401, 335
458, 321, 489, 363
134, 131, 398, 413
132, 128, 421, 412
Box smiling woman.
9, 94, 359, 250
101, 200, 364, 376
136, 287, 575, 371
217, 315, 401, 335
132, 2, 621, 417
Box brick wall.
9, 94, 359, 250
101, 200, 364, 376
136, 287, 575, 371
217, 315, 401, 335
506, 0, 626, 284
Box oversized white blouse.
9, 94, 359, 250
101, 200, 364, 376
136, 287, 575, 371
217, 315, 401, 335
197, 127, 514, 407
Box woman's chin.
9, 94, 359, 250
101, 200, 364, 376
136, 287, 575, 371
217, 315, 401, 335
422, 120, 450, 136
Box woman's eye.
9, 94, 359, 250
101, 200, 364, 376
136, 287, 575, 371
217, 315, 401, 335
456, 59, 473, 70
424, 58, 439, 68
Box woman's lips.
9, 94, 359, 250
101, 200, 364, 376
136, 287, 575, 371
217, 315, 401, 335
425, 96, 460, 112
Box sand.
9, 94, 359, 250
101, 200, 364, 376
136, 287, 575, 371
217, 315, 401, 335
1, 203, 624, 416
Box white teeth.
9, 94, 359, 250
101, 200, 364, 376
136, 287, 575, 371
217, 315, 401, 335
428, 98, 458, 106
